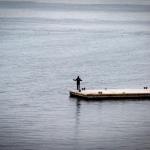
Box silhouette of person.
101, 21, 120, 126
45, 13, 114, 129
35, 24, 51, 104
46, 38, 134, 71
73, 76, 82, 90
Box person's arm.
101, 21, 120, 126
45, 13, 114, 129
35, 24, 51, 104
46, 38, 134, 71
79, 78, 82, 81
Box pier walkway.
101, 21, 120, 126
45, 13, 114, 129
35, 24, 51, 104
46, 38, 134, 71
69, 89, 150, 99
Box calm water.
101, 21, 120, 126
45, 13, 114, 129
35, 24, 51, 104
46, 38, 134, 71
0, 1, 150, 150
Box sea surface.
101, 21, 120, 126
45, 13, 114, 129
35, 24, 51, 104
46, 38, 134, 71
0, 1, 150, 150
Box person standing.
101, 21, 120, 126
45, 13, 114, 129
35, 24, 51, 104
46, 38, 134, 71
73, 76, 82, 90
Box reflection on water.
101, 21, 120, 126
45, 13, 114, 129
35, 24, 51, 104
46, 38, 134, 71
71, 97, 150, 150
75, 98, 81, 147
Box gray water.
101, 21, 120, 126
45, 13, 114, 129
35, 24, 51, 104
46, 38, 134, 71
0, 1, 150, 150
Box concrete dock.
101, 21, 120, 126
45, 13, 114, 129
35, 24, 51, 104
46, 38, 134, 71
69, 88, 150, 99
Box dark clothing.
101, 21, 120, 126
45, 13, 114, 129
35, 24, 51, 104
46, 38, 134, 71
73, 76, 82, 90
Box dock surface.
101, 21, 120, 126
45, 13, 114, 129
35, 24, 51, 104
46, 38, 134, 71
69, 89, 150, 99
